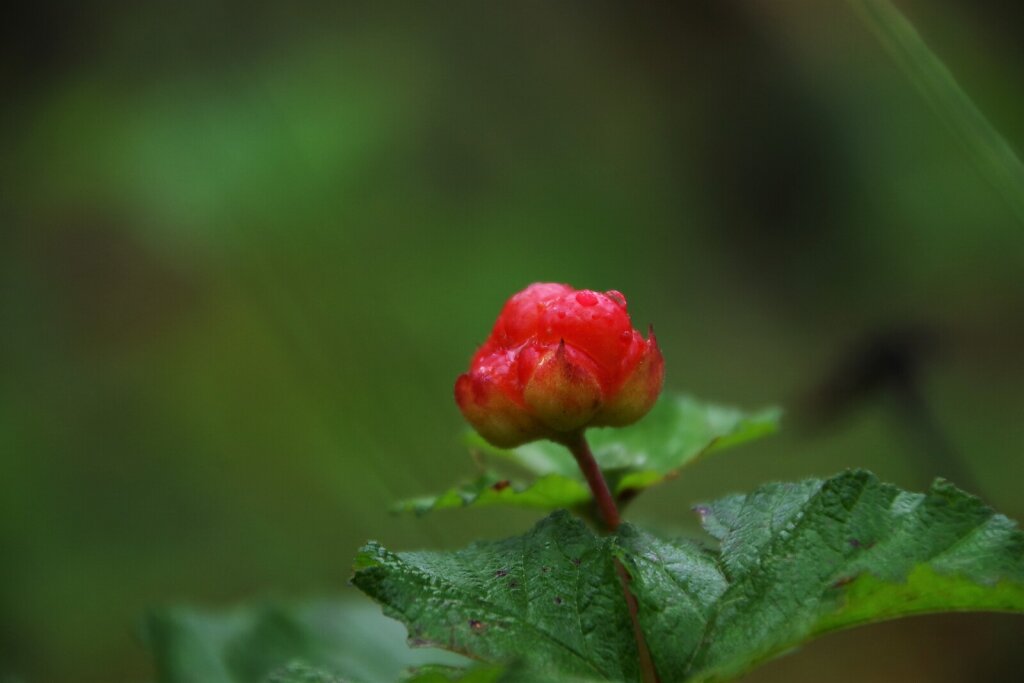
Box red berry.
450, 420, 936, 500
455, 283, 664, 448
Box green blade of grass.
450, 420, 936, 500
848, 0, 1024, 225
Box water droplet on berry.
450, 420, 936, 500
575, 291, 599, 307
606, 290, 627, 307
620, 330, 633, 343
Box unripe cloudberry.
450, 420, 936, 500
455, 283, 663, 448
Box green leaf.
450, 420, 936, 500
265, 662, 350, 683
143, 597, 467, 683
400, 664, 502, 683
847, 0, 1024, 225
400, 662, 604, 683
396, 394, 780, 515
356, 471, 1024, 682
624, 470, 1024, 681
390, 472, 591, 516
484, 395, 781, 486
352, 511, 640, 682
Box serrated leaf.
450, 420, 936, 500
352, 511, 640, 681
357, 471, 1024, 682
623, 470, 1024, 681
144, 598, 467, 683
398, 394, 779, 515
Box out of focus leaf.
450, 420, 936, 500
400, 662, 603, 683
396, 394, 779, 516
144, 597, 467, 683
400, 663, 504, 682
265, 662, 349, 683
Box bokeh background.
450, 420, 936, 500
2, 2, 1023, 682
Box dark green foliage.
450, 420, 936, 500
357, 471, 1024, 682
353, 512, 639, 682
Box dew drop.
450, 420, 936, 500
619, 330, 633, 343
575, 291, 599, 307
606, 290, 627, 307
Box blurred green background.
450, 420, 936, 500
2, 1, 1023, 681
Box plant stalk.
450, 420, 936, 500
564, 432, 620, 531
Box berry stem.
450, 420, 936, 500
564, 432, 620, 531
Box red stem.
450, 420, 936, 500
564, 432, 620, 531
